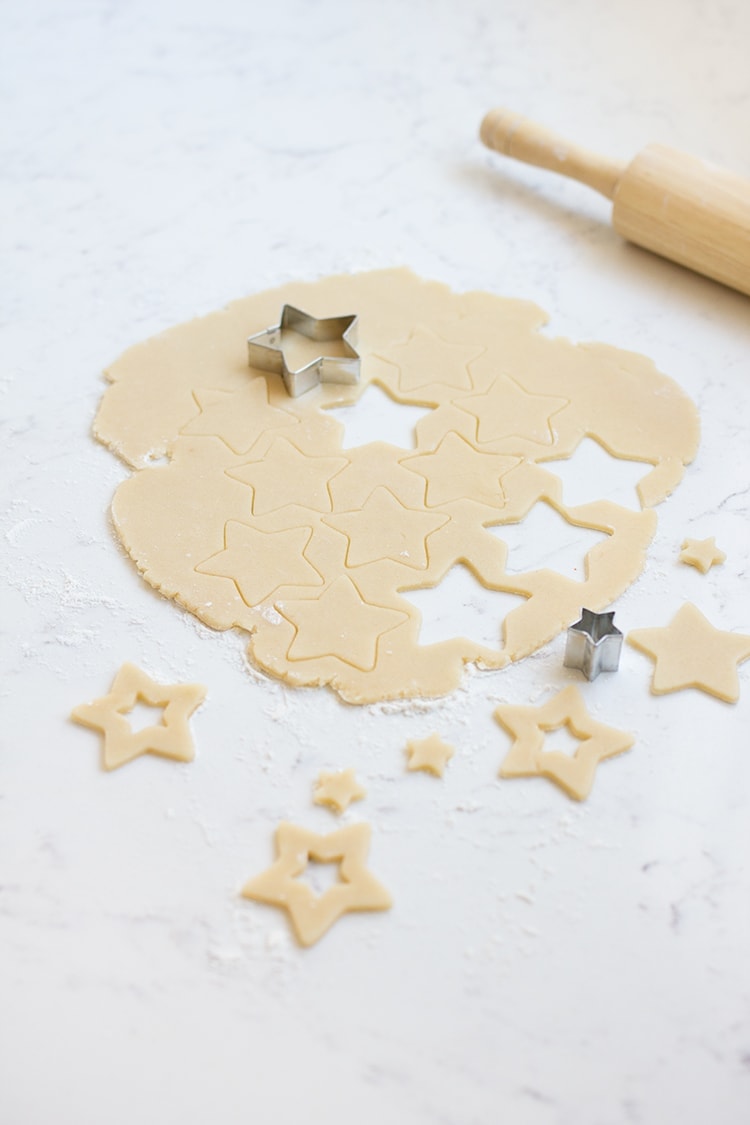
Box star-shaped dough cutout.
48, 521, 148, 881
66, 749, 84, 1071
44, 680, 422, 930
278, 577, 407, 671
323, 487, 449, 568
402, 432, 519, 508
227, 438, 348, 515
679, 537, 726, 574
70, 663, 206, 771
405, 734, 454, 777
313, 768, 367, 813
196, 521, 323, 605
377, 326, 483, 393
241, 821, 391, 946
494, 685, 633, 801
627, 602, 750, 702
181, 378, 297, 455
456, 374, 569, 445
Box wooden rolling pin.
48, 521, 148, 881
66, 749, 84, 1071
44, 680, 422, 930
480, 108, 750, 297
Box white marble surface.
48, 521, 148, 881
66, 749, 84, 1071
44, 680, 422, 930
2, 1, 750, 1122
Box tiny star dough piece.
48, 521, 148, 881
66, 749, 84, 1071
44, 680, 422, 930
313, 768, 367, 813
70, 662, 206, 770
406, 733, 455, 777
679, 536, 726, 574
241, 821, 391, 946
627, 602, 750, 702
95, 268, 700, 703
494, 684, 633, 801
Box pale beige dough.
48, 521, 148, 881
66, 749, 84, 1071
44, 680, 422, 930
627, 602, 750, 702
71, 663, 206, 770
313, 769, 367, 813
95, 269, 699, 704
494, 685, 634, 801
405, 734, 455, 778
679, 536, 726, 574
241, 821, 391, 947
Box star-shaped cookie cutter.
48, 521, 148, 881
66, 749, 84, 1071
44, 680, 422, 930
247, 305, 360, 397
564, 608, 623, 681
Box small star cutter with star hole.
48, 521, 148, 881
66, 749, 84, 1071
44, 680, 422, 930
247, 305, 360, 397
564, 608, 623, 681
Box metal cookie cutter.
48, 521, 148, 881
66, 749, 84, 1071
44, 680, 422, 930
247, 305, 360, 397
564, 608, 623, 681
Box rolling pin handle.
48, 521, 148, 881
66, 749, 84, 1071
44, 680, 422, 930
480, 108, 625, 202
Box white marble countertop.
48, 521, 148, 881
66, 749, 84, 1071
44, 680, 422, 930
2, 1, 750, 1122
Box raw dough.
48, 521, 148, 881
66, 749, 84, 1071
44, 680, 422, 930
679, 536, 726, 574
70, 663, 206, 770
405, 734, 455, 777
313, 768, 367, 813
95, 269, 699, 704
627, 603, 750, 702
494, 685, 633, 801
241, 821, 391, 946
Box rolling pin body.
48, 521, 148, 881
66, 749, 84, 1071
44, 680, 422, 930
480, 109, 750, 297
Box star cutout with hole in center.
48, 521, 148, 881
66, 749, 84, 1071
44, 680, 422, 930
679, 537, 726, 574
241, 821, 391, 946
196, 521, 323, 605
627, 602, 750, 702
227, 437, 347, 515
456, 374, 569, 446
405, 734, 455, 777
70, 663, 206, 770
313, 768, 367, 813
277, 576, 408, 671
494, 685, 633, 800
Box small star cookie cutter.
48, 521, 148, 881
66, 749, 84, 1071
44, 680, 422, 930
247, 305, 360, 398
564, 608, 623, 681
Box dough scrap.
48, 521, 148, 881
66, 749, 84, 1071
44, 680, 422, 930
70, 663, 206, 770
313, 768, 367, 813
494, 685, 633, 801
627, 602, 750, 702
95, 269, 699, 703
405, 734, 455, 778
679, 536, 726, 574
241, 821, 391, 946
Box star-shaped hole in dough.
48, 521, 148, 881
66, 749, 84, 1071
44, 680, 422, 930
196, 521, 323, 606
313, 768, 367, 813
376, 325, 484, 393
456, 374, 569, 446
405, 734, 454, 777
402, 432, 519, 508
494, 685, 633, 801
226, 437, 348, 515
679, 536, 726, 574
181, 378, 297, 455
323, 487, 449, 569
241, 821, 391, 946
627, 602, 750, 702
70, 663, 206, 771
277, 576, 408, 671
